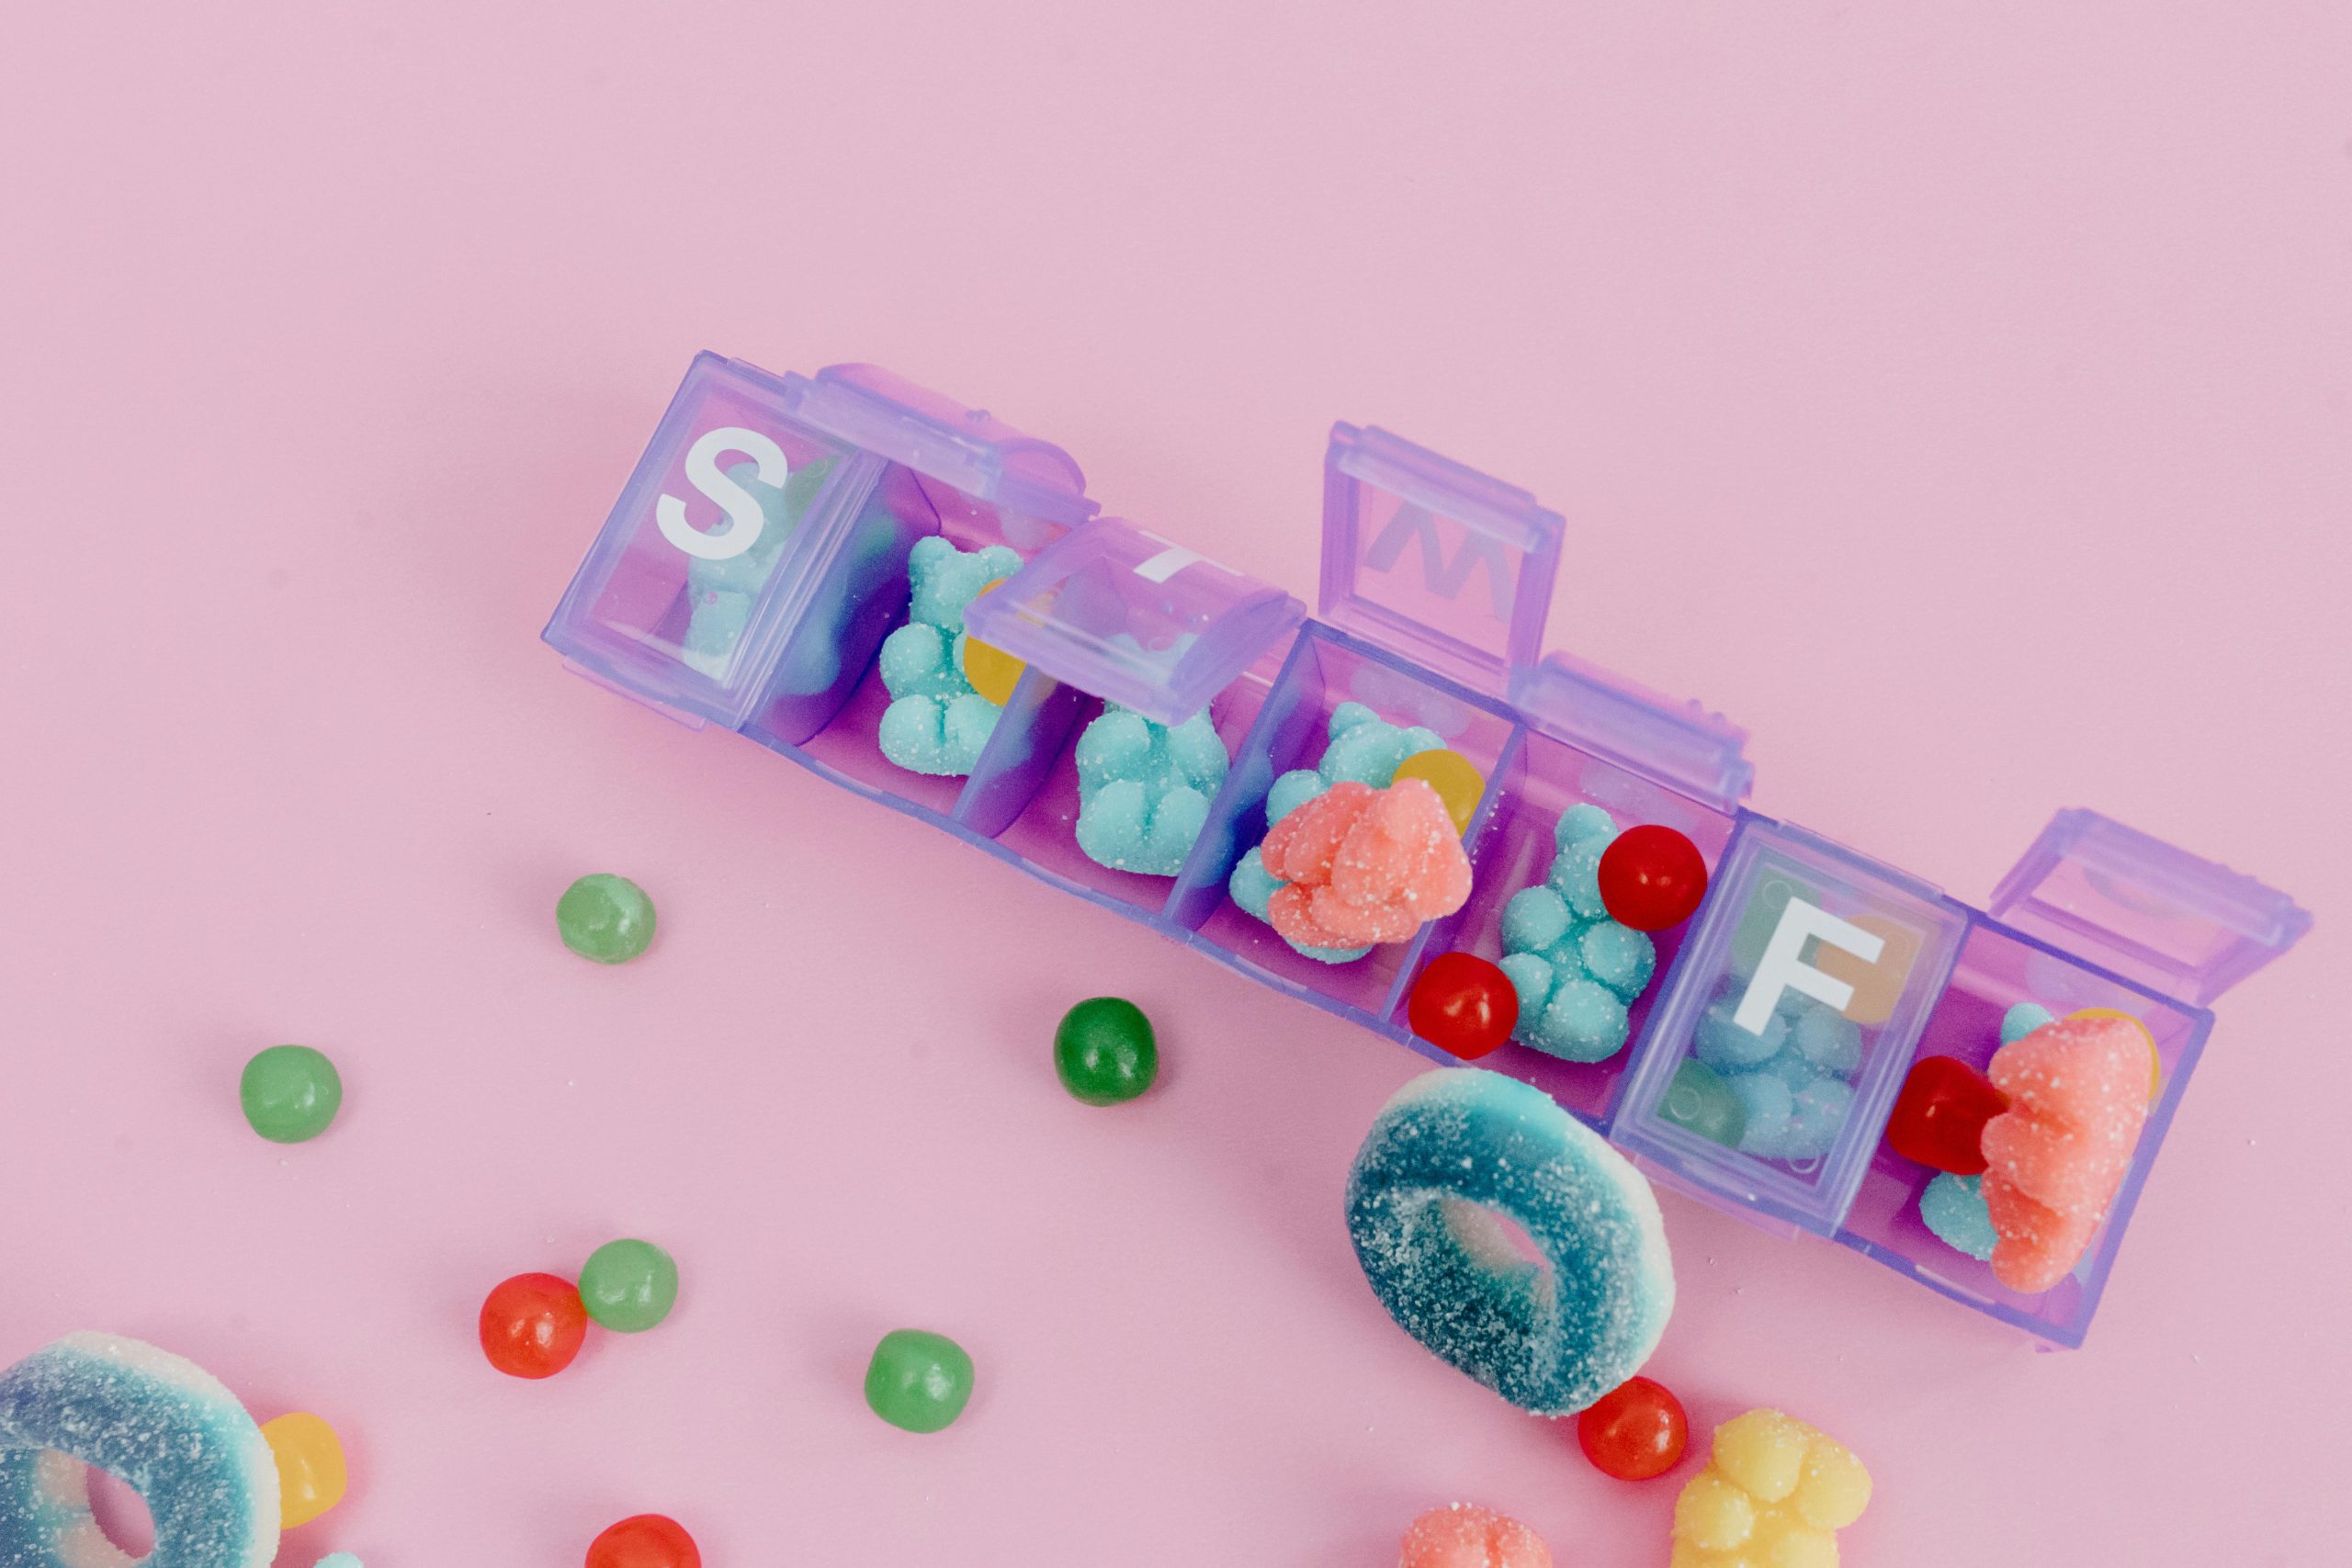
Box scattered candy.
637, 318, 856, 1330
261, 1412, 346, 1529
241, 1044, 344, 1145
579, 1240, 680, 1334
1494, 807, 1661, 1063
1918, 1172, 1997, 1261
1397, 1503, 1554, 1568
1670, 1409, 1871, 1568
1261, 779, 1473, 951
1597, 825, 1709, 932
1657, 1059, 1747, 1148
480, 1273, 590, 1379
1346, 1069, 1675, 1415
1884, 1055, 2008, 1175
1980, 1013, 2152, 1292
1407, 953, 1521, 1060
587, 1513, 702, 1568
1073, 705, 1229, 876
1577, 1374, 1689, 1481
864, 1329, 975, 1433
558, 874, 658, 964
1054, 996, 1159, 1104
877, 536, 1023, 775
1391, 749, 1486, 834
0, 1333, 277, 1568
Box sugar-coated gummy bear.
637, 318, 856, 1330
1979, 1014, 2152, 1292
241, 1044, 344, 1144
261, 1412, 346, 1529
1347, 1069, 1675, 1415
1074, 705, 1229, 876
558, 874, 657, 964
864, 1330, 975, 1434
0, 1333, 279, 1568
1670, 1409, 1871, 1568
876, 537, 1023, 776
1493, 808, 1673, 1065
680, 456, 835, 677
1919, 1172, 1998, 1261
1262, 780, 1474, 950
1397, 1503, 1553, 1568
579, 1239, 680, 1333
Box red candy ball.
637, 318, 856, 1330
1886, 1055, 2010, 1175
1596, 825, 1710, 932
1408, 952, 1521, 1060
587, 1515, 701, 1568
481, 1271, 589, 1380
1576, 1374, 1689, 1481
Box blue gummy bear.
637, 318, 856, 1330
1555, 803, 1615, 851
1920, 1172, 1999, 1261
906, 535, 1021, 634
680, 456, 835, 676
1074, 705, 1230, 876
1497, 953, 1556, 1019
1547, 837, 1611, 919
0, 1334, 278, 1568
1728, 1072, 1797, 1157
877, 538, 1027, 777
1791, 999, 1863, 1077
2001, 1001, 2056, 1044
1346, 1068, 1675, 1416
1577, 920, 1656, 999
1500, 886, 1572, 954
1695, 994, 1787, 1071
1529, 976, 1630, 1063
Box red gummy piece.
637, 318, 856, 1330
1408, 952, 1521, 1060
1597, 825, 1710, 932
1885, 1055, 2010, 1175
1980, 1015, 2153, 1293
587, 1514, 701, 1568
480, 1271, 589, 1380
1262, 779, 1472, 950
1577, 1374, 1690, 1481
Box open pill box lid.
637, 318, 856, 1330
1988, 808, 2313, 1006
545, 354, 1098, 728
962, 519, 1306, 727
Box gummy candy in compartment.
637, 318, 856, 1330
1406, 726, 1737, 1124
743, 462, 1075, 824
1163, 624, 1518, 1024
1838, 919, 2208, 1346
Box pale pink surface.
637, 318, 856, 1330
0, 5, 2345, 1565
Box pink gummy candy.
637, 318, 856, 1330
1398, 1504, 1553, 1568
1979, 1014, 2152, 1292
1263, 779, 1473, 951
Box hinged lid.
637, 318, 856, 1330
963, 518, 1305, 726
1987, 808, 2311, 1006
1318, 423, 1564, 697
780, 364, 1098, 529
1510, 651, 1755, 812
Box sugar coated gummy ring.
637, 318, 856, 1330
1345, 1068, 1675, 1416
0, 1333, 279, 1568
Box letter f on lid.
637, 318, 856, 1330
1735, 898, 1886, 1032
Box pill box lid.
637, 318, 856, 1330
1510, 651, 1755, 813
964, 518, 1306, 726
1987, 809, 2311, 1006
1318, 423, 1565, 699
781, 363, 1099, 528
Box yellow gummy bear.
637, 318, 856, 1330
1670, 1409, 1871, 1568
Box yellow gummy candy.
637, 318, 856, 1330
261, 1411, 347, 1529
1670, 1409, 1871, 1568
959, 580, 1028, 706
1391, 749, 1484, 834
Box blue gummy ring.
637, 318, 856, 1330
1345, 1068, 1676, 1416
0, 1334, 278, 1568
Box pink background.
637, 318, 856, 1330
2, 4, 2346, 1562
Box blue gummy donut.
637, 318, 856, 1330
0, 1333, 277, 1568
1345, 1069, 1675, 1416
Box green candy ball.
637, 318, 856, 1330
1658, 1057, 1747, 1149
240, 1045, 343, 1144
557, 874, 657, 964
578, 1238, 679, 1332
1053, 997, 1158, 1106
864, 1328, 974, 1433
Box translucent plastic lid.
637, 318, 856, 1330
962, 518, 1306, 725
1510, 651, 1755, 812
1988, 808, 2312, 1005
1318, 423, 1565, 697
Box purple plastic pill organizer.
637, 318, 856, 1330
547, 352, 2310, 1348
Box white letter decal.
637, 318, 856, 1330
656, 426, 789, 561
1734, 898, 1887, 1033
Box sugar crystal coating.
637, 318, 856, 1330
0, 1333, 279, 1568
1397, 1502, 1553, 1568
1919, 1172, 1997, 1261
1670, 1409, 1870, 1568
1495, 811, 1664, 1063
1980, 1014, 2152, 1292
877, 538, 1023, 775
1346, 1069, 1675, 1415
